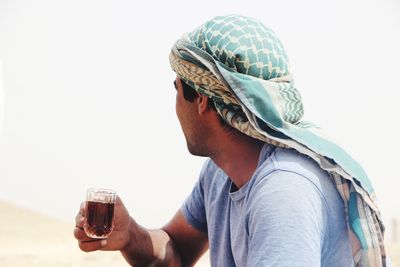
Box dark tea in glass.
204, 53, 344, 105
84, 188, 116, 239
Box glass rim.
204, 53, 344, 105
86, 188, 116, 195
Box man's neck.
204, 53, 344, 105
210, 133, 264, 189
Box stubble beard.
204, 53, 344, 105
185, 138, 210, 158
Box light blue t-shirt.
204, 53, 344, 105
181, 144, 354, 267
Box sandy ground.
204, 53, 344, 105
0, 201, 398, 267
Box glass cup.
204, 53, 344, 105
83, 188, 116, 239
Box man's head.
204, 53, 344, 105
173, 77, 218, 157
175, 76, 258, 158
169, 15, 302, 145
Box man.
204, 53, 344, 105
74, 15, 386, 266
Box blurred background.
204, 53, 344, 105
0, 0, 399, 266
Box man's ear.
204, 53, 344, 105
197, 93, 210, 115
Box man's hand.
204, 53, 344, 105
74, 196, 132, 252
73, 197, 207, 267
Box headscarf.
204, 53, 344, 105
169, 14, 385, 267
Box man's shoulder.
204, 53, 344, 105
247, 147, 334, 228
249, 145, 337, 203
259, 146, 330, 185
251, 145, 344, 221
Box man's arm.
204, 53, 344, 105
162, 210, 209, 266
118, 218, 181, 267
120, 210, 208, 267
74, 198, 208, 267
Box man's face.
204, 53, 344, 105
174, 77, 209, 157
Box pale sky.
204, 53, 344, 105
0, 0, 399, 234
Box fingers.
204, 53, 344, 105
78, 239, 108, 253
74, 203, 107, 253
74, 201, 90, 242
75, 213, 84, 228
75, 201, 86, 228
80, 201, 86, 216
74, 225, 90, 241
